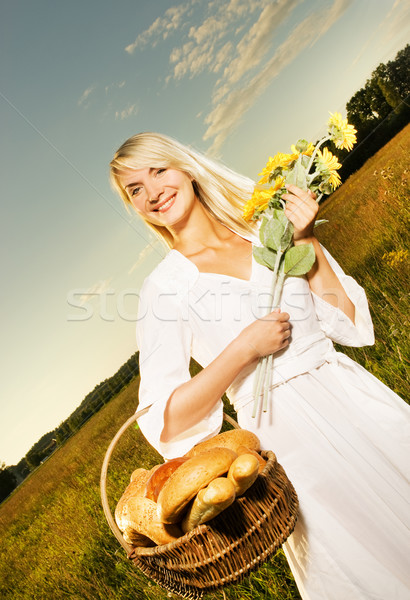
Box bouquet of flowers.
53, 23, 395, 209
242, 112, 357, 417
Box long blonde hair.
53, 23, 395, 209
110, 132, 257, 248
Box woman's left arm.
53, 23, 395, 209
283, 184, 356, 324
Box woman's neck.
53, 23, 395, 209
170, 202, 233, 255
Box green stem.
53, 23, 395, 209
306, 136, 330, 175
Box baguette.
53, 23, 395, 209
182, 477, 236, 533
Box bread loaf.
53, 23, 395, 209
227, 453, 259, 496
145, 456, 189, 502
185, 429, 260, 457
157, 447, 238, 524
181, 477, 236, 533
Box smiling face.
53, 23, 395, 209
118, 167, 197, 229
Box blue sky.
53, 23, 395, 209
1, 0, 409, 465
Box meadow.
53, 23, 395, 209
0, 124, 408, 600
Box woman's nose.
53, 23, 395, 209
146, 182, 163, 203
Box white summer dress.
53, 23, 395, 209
135, 236, 410, 600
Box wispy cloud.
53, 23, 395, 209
125, 0, 353, 153
78, 85, 96, 108
115, 103, 138, 120
125, 0, 198, 54
128, 244, 157, 275
78, 279, 113, 305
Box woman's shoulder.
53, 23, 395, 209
140, 249, 199, 298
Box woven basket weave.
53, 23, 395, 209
100, 409, 299, 599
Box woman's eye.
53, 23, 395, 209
131, 187, 142, 197
156, 168, 167, 175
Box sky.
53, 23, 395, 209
1, 0, 409, 466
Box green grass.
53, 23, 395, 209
0, 124, 409, 600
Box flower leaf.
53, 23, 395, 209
286, 159, 308, 189
261, 216, 286, 251
284, 243, 316, 276
253, 246, 278, 270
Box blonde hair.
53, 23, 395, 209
110, 132, 257, 248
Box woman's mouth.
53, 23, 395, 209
154, 195, 176, 213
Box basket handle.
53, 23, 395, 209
100, 408, 240, 554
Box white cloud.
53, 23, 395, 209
78, 85, 96, 107
125, 1, 197, 54
204, 0, 353, 154
115, 103, 138, 120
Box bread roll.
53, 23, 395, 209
236, 445, 267, 473
122, 526, 155, 547
157, 447, 238, 524
181, 477, 236, 533
145, 456, 189, 502
185, 429, 260, 458
122, 495, 182, 546
115, 469, 151, 531
227, 453, 259, 496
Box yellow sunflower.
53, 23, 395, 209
242, 187, 273, 221
315, 147, 342, 189
258, 153, 294, 184
290, 142, 315, 157
328, 112, 357, 151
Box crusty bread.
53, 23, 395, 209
181, 477, 236, 533
145, 456, 189, 502
115, 469, 151, 531
185, 429, 260, 458
157, 447, 238, 524
236, 445, 266, 473
227, 453, 259, 496
122, 526, 155, 547
122, 495, 182, 546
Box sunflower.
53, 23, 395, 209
328, 112, 357, 151
258, 153, 294, 184
290, 142, 315, 157
315, 147, 342, 189
242, 187, 273, 221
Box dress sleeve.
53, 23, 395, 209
311, 244, 375, 347
135, 277, 223, 460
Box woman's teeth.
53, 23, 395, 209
156, 196, 175, 212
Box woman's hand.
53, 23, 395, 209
282, 184, 318, 243
237, 309, 291, 363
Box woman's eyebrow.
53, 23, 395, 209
124, 168, 156, 190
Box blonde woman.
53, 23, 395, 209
110, 132, 410, 600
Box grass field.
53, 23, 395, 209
0, 124, 408, 600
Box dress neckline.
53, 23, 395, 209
169, 244, 255, 284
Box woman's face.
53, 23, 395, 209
118, 167, 197, 228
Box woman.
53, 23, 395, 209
110, 132, 410, 599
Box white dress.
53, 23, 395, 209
135, 239, 410, 600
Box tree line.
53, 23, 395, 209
328, 44, 409, 178
0, 352, 139, 503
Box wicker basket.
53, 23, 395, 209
100, 409, 299, 599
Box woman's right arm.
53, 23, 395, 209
161, 309, 290, 443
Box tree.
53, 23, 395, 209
0, 462, 17, 503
